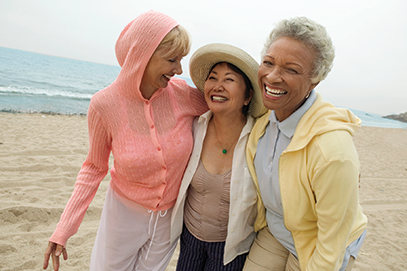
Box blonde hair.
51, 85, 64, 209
157, 25, 191, 58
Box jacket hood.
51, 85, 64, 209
113, 10, 179, 100
287, 93, 361, 152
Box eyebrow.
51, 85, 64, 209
209, 70, 239, 77
265, 55, 302, 68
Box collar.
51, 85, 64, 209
269, 89, 316, 138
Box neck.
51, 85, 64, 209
139, 83, 158, 100
211, 113, 247, 134
210, 113, 247, 155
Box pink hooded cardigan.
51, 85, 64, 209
50, 10, 208, 247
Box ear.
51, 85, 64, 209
309, 82, 319, 91
245, 88, 254, 105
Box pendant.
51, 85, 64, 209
222, 149, 227, 154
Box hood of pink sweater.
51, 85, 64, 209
113, 10, 179, 100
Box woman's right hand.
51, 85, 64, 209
43, 241, 68, 270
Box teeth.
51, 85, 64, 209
164, 74, 172, 79
212, 96, 227, 102
265, 86, 287, 97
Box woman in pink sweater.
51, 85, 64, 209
43, 10, 208, 271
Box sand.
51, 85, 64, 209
0, 112, 406, 271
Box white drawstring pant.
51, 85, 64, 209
90, 185, 177, 271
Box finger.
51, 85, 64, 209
43, 242, 55, 269
52, 246, 61, 271
52, 252, 60, 271
55, 244, 63, 257
62, 247, 68, 260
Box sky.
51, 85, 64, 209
1, 0, 406, 116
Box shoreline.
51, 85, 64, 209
0, 109, 87, 116
0, 111, 406, 129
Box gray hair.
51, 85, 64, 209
261, 17, 335, 83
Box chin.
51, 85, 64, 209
261, 100, 275, 111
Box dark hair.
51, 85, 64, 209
207, 62, 253, 116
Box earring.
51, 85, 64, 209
305, 92, 310, 99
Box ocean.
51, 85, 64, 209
1, 46, 406, 129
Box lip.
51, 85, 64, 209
263, 84, 287, 100
163, 74, 172, 81
211, 95, 228, 102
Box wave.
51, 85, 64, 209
0, 85, 93, 100
0, 108, 87, 116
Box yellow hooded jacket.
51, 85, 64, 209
246, 93, 367, 270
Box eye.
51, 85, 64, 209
262, 60, 273, 67
287, 68, 298, 74
207, 76, 217, 81
168, 56, 183, 63
226, 77, 235, 82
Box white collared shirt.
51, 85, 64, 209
171, 110, 257, 265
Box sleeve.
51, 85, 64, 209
306, 133, 360, 270
49, 102, 112, 247
188, 85, 209, 116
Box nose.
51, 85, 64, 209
204, 79, 224, 93
173, 61, 183, 75
265, 67, 283, 83
213, 81, 225, 91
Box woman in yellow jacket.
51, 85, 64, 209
243, 17, 367, 271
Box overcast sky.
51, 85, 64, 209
1, 0, 406, 116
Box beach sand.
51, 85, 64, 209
0, 112, 406, 271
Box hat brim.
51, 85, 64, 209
189, 43, 267, 118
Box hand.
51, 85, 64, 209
43, 241, 68, 270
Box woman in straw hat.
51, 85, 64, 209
43, 10, 208, 271
243, 17, 367, 270
170, 43, 267, 270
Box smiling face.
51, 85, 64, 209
140, 46, 183, 99
204, 62, 252, 118
258, 37, 319, 121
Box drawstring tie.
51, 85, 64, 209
145, 209, 168, 260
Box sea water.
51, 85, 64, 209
0, 47, 406, 128
0, 47, 122, 115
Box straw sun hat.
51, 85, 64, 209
189, 43, 268, 118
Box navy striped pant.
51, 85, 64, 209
176, 224, 248, 271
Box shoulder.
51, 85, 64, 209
168, 77, 207, 114
168, 77, 203, 98
250, 111, 271, 138
89, 86, 121, 114
168, 77, 193, 92
301, 93, 361, 136
254, 111, 271, 128
308, 130, 358, 164
91, 87, 112, 106
192, 116, 206, 137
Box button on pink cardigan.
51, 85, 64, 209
50, 10, 208, 247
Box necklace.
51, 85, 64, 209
212, 121, 240, 154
